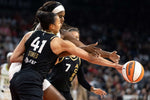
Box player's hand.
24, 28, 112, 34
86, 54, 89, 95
115, 64, 123, 74
82, 42, 101, 57
91, 87, 107, 98
109, 51, 120, 63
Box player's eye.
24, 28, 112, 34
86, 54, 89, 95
59, 15, 64, 18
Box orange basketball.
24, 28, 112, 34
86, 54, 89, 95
122, 61, 144, 83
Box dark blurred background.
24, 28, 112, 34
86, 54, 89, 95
0, 0, 150, 100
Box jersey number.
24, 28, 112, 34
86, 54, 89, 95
65, 63, 71, 72
31, 37, 47, 53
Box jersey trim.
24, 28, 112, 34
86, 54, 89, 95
58, 57, 64, 63
79, 58, 81, 66
69, 56, 78, 61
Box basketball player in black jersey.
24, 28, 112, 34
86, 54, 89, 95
48, 27, 107, 100
10, 12, 61, 100
10, 10, 122, 100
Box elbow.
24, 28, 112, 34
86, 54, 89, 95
10, 55, 16, 63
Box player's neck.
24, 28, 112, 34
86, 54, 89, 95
44, 30, 54, 35
70, 55, 76, 57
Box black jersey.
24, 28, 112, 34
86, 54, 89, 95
22, 31, 58, 78
48, 56, 91, 92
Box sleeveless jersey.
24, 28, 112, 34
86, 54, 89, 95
48, 56, 81, 91
0, 63, 10, 91
22, 31, 58, 78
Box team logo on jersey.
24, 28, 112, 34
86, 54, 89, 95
65, 57, 69, 60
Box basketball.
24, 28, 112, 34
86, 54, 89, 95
122, 61, 144, 83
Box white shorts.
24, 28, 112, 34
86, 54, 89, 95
43, 79, 51, 91
8, 63, 21, 81
9, 63, 51, 91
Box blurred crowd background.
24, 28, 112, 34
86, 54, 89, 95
0, 0, 150, 100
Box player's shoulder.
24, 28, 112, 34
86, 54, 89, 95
51, 36, 64, 45
24, 31, 34, 41
25, 31, 34, 37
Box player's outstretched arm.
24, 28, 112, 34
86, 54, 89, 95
58, 43, 100, 57
97, 49, 120, 63
62, 31, 120, 61
62, 32, 100, 56
51, 37, 122, 71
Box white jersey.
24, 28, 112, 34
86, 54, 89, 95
56, 32, 61, 38
9, 62, 51, 91
0, 63, 11, 100
0, 63, 10, 91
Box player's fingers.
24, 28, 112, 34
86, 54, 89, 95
113, 51, 117, 53
101, 93, 107, 99
118, 55, 120, 59
89, 42, 98, 47
100, 94, 106, 99
91, 52, 97, 56
94, 48, 102, 56
91, 50, 100, 57
95, 90, 106, 95
115, 59, 119, 63
117, 68, 122, 74
100, 95, 104, 99
97, 92, 106, 96
116, 60, 119, 64
104, 91, 107, 95
94, 42, 98, 46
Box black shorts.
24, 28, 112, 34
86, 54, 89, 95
10, 69, 43, 100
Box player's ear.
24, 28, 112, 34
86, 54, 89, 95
49, 24, 55, 30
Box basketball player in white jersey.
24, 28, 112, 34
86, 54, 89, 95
0, 52, 13, 100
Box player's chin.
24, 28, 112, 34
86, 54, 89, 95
60, 23, 63, 27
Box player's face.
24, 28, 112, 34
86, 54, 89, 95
53, 16, 61, 34
71, 31, 79, 40
56, 11, 65, 27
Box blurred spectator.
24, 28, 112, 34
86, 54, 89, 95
71, 76, 88, 100
0, 52, 12, 100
